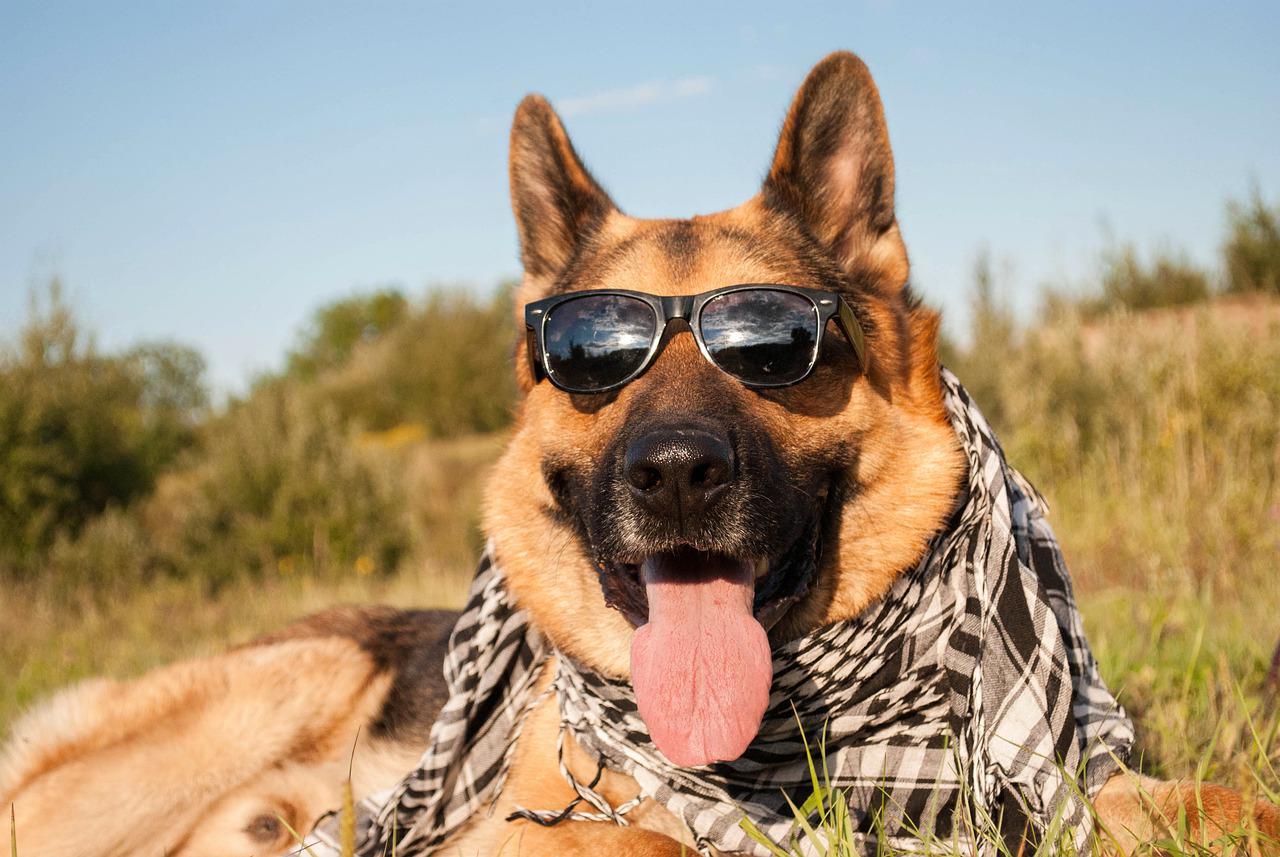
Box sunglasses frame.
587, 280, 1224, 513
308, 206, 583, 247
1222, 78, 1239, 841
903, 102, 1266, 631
525, 284, 867, 394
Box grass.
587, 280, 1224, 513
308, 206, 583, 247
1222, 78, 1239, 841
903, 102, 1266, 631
0, 557, 474, 729
4, 299, 1280, 855
0, 431, 503, 729
743, 735, 1280, 856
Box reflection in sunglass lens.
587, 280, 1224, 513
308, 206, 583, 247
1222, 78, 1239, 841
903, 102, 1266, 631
699, 290, 818, 385
543, 294, 657, 391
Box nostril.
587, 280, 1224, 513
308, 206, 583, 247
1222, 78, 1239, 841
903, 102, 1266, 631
629, 464, 663, 492
690, 460, 730, 488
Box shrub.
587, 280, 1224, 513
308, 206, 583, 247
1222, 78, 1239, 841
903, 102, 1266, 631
45, 506, 152, 595
1223, 187, 1280, 294
146, 381, 411, 586
1093, 244, 1210, 315
286, 288, 409, 379
0, 285, 206, 576
317, 285, 517, 436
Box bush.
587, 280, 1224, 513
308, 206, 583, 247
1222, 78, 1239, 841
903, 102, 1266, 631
286, 288, 409, 379
317, 285, 517, 436
0, 279, 515, 587
1223, 187, 1280, 294
0, 285, 206, 576
45, 506, 152, 595
1093, 244, 1210, 315
145, 382, 411, 586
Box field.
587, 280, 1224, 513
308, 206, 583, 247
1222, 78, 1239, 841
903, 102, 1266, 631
0, 431, 503, 726
3, 209, 1280, 851
5, 297, 1279, 783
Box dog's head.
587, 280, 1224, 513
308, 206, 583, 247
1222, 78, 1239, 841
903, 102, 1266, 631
484, 52, 965, 765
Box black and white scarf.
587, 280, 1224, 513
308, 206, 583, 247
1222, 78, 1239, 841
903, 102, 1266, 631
309, 370, 1133, 856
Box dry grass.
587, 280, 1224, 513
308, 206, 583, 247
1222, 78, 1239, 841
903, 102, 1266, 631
3, 298, 1279, 855
0, 432, 504, 729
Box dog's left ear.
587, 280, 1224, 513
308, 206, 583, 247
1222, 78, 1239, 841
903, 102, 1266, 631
763, 51, 909, 288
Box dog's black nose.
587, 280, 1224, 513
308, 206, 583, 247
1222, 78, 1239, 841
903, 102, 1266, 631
625, 427, 735, 523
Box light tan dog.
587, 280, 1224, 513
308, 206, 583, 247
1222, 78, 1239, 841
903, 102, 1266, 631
0, 607, 456, 857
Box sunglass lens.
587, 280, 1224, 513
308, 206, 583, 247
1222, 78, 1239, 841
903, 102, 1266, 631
542, 294, 657, 391
699, 289, 819, 385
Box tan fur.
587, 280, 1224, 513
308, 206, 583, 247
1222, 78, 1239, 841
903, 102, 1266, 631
1093, 773, 1280, 855
487, 53, 964, 679
0, 629, 413, 856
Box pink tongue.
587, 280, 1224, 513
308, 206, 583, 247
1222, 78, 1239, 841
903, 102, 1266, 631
630, 550, 772, 767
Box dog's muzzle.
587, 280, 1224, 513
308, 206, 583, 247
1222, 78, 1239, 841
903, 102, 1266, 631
623, 426, 736, 530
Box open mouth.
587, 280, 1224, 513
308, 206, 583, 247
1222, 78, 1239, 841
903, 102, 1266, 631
597, 506, 824, 632
591, 495, 830, 768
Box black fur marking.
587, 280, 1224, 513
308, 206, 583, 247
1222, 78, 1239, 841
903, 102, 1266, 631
540, 460, 578, 523
655, 220, 701, 282
360, 609, 459, 742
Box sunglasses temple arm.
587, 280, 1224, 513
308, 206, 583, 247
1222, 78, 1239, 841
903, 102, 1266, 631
525, 328, 546, 383
835, 301, 868, 372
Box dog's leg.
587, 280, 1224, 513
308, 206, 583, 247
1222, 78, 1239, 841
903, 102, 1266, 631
1092, 771, 1280, 855
446, 663, 690, 856
483, 822, 688, 857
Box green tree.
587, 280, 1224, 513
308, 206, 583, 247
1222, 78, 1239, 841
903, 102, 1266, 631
0, 282, 207, 575
286, 288, 409, 378
1223, 187, 1280, 294
317, 284, 517, 436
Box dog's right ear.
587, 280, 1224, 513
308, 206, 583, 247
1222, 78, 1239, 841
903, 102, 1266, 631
509, 95, 616, 285
763, 52, 909, 290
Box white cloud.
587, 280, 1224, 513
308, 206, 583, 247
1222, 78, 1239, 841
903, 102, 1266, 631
555, 76, 715, 118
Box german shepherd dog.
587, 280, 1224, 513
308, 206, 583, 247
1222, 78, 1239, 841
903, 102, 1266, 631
458, 51, 1280, 855
3, 51, 1276, 857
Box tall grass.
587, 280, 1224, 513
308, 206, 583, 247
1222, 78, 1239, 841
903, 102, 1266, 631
0, 432, 490, 726
947, 291, 1280, 812
4, 193, 1280, 851
741, 720, 1279, 855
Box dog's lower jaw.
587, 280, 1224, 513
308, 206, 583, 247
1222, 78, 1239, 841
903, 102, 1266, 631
592, 490, 830, 634
588, 500, 828, 766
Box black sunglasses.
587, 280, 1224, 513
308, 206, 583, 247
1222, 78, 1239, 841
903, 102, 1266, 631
524, 285, 866, 394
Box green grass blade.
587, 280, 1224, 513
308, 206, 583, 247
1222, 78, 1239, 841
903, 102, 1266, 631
738, 815, 792, 857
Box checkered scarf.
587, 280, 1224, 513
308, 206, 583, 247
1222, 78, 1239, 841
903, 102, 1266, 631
308, 369, 1133, 856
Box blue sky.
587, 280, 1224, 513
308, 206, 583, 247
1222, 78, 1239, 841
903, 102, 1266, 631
3, 2, 1277, 393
